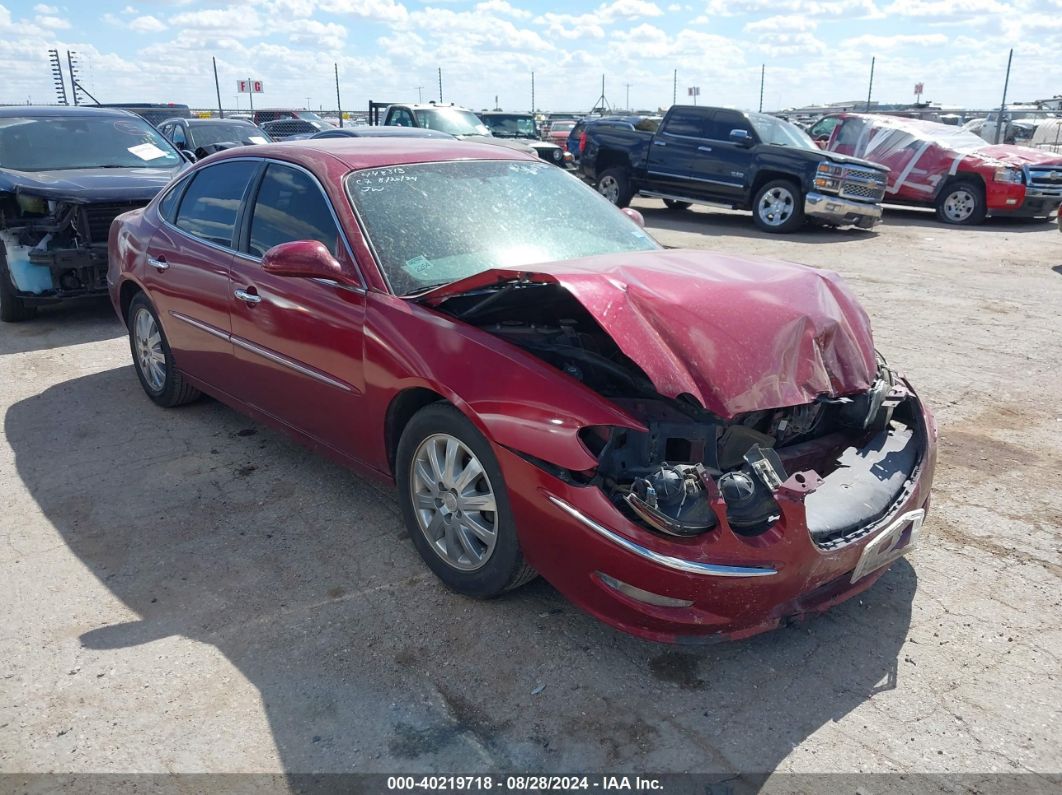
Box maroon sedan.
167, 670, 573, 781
108, 139, 936, 643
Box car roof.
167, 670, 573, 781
480, 111, 532, 116
312, 127, 452, 139
0, 105, 138, 119
162, 117, 255, 126
205, 137, 534, 173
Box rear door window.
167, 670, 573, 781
174, 160, 258, 248
663, 108, 712, 138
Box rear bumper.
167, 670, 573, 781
500, 386, 936, 644
804, 192, 883, 228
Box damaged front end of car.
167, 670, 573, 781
423, 252, 936, 640
0, 188, 144, 305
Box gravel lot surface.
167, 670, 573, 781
1, 202, 1059, 787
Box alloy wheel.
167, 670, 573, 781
758, 186, 795, 226
598, 176, 620, 204
410, 433, 498, 571
133, 307, 166, 393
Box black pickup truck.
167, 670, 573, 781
580, 105, 889, 233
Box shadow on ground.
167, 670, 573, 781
637, 200, 1056, 243
7, 367, 918, 775
0, 299, 122, 356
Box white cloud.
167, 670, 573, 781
33, 3, 58, 13
36, 14, 69, 29
319, 0, 409, 22
744, 14, 818, 33
128, 15, 167, 32
475, 0, 532, 18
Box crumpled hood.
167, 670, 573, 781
0, 165, 187, 203
424, 249, 877, 418
973, 145, 1062, 167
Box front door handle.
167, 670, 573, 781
147, 256, 169, 272
234, 288, 262, 305
698, 145, 713, 153
652, 140, 667, 147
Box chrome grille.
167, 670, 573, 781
839, 167, 886, 203
80, 202, 145, 244
1025, 166, 1062, 197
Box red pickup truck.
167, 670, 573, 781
809, 113, 1062, 224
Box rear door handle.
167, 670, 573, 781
652, 140, 667, 147
234, 288, 262, 305
147, 256, 169, 272
698, 146, 713, 153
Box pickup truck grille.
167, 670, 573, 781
839, 167, 887, 203
80, 202, 146, 245
1025, 165, 1062, 197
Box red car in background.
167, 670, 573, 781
809, 113, 1062, 224
108, 139, 936, 643
546, 119, 577, 150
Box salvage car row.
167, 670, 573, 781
0, 100, 948, 645
578, 105, 1062, 230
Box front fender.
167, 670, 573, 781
364, 292, 644, 474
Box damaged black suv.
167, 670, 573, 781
0, 106, 188, 321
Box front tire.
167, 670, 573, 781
596, 167, 633, 208
396, 403, 536, 598
935, 179, 986, 225
127, 293, 200, 407
753, 179, 805, 233
0, 254, 37, 323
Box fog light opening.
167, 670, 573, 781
595, 572, 694, 608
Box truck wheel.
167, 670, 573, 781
597, 168, 633, 208
663, 199, 691, 211
935, 179, 986, 225
753, 179, 805, 233
0, 254, 37, 323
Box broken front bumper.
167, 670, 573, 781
500, 384, 936, 644
805, 192, 883, 228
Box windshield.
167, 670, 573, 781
296, 111, 324, 121
550, 121, 576, 133
414, 108, 489, 136
748, 113, 818, 151
192, 123, 270, 146
0, 115, 183, 171
481, 115, 537, 138
347, 160, 658, 295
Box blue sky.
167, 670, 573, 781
0, 0, 1059, 112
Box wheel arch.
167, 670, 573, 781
594, 148, 633, 175
385, 386, 449, 476
934, 170, 987, 201
751, 170, 801, 197
118, 278, 145, 328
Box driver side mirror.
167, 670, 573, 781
262, 240, 351, 283
729, 129, 753, 147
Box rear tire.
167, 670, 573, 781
0, 254, 37, 323
663, 199, 691, 211
127, 293, 200, 408
596, 167, 634, 208
752, 179, 805, 233
396, 403, 536, 598
935, 179, 986, 225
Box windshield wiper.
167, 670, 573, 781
404, 282, 452, 297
